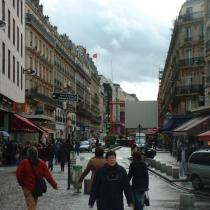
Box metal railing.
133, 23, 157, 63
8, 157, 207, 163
25, 13, 55, 46
178, 11, 204, 22
179, 57, 205, 67
175, 85, 203, 95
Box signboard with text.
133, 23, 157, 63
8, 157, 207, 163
52, 92, 78, 102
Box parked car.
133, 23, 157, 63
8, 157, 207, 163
79, 141, 92, 152
187, 149, 210, 190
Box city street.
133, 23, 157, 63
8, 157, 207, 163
1, 147, 210, 210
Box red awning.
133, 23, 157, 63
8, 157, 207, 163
196, 130, 210, 141
10, 113, 45, 133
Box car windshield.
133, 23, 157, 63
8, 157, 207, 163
80, 141, 89, 145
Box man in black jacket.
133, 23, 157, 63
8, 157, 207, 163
89, 150, 133, 210
128, 151, 149, 210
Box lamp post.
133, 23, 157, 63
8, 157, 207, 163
23, 68, 36, 74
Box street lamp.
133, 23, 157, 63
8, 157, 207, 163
23, 68, 36, 75
0, 20, 6, 29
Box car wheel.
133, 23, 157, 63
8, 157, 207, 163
192, 175, 203, 190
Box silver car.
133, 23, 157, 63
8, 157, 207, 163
187, 150, 210, 190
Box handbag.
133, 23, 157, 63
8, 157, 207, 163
144, 191, 150, 206
30, 161, 47, 197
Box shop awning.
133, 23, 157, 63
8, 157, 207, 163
10, 113, 45, 133
161, 116, 191, 133
196, 130, 210, 141
39, 126, 55, 134
173, 116, 210, 132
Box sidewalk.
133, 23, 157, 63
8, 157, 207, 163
148, 152, 194, 192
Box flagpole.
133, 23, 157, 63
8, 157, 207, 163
111, 59, 113, 82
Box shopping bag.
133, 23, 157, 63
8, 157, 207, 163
144, 191, 150, 206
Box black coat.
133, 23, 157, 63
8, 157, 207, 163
89, 163, 133, 210
128, 161, 149, 192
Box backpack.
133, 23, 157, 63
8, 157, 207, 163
30, 161, 47, 197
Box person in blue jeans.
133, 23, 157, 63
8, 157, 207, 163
128, 151, 149, 210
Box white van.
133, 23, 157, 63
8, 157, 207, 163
187, 150, 210, 190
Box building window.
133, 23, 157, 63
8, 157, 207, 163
13, 0, 15, 9
17, 61, 19, 86
13, 19, 15, 46
8, 10, 10, 39
17, 26, 19, 51
2, 42, 5, 74
2, 0, 5, 21
8, 49, 10, 79
13, 56, 15, 83
21, 1, 23, 24
30, 57, 33, 69
30, 31, 33, 46
21, 33, 23, 57
21, 66, 23, 90
185, 27, 192, 41
35, 36, 38, 49
208, 27, 210, 41
208, 62, 210, 76
17, 0, 19, 17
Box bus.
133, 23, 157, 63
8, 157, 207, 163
135, 132, 146, 149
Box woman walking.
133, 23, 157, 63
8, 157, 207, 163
16, 147, 57, 210
128, 151, 149, 210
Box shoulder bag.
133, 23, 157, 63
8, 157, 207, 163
30, 161, 47, 197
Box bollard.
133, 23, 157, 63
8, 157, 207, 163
166, 165, 172, 176
72, 165, 83, 193
172, 168, 179, 179
160, 163, 166, 173
179, 194, 195, 210
151, 159, 156, 168
155, 161, 161, 170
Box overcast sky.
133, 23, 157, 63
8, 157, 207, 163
40, 0, 185, 100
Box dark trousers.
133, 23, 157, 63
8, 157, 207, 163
60, 161, 65, 171
48, 158, 54, 171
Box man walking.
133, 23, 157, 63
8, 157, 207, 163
89, 150, 133, 210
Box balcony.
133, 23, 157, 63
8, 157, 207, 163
179, 57, 205, 67
76, 103, 91, 117
25, 13, 55, 46
26, 89, 62, 108
175, 85, 203, 95
178, 12, 204, 23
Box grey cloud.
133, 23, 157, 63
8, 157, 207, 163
40, 0, 173, 83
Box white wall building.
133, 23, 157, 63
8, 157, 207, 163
0, 0, 25, 104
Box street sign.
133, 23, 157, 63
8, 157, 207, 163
52, 92, 78, 101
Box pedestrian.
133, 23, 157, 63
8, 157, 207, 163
177, 145, 189, 177
58, 142, 68, 172
95, 138, 99, 148
79, 146, 107, 184
89, 150, 133, 210
75, 141, 80, 156
16, 146, 57, 210
46, 141, 55, 171
128, 151, 149, 210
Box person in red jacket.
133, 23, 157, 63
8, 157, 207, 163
16, 146, 57, 210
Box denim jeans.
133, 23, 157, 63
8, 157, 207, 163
133, 191, 145, 210
48, 158, 53, 171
